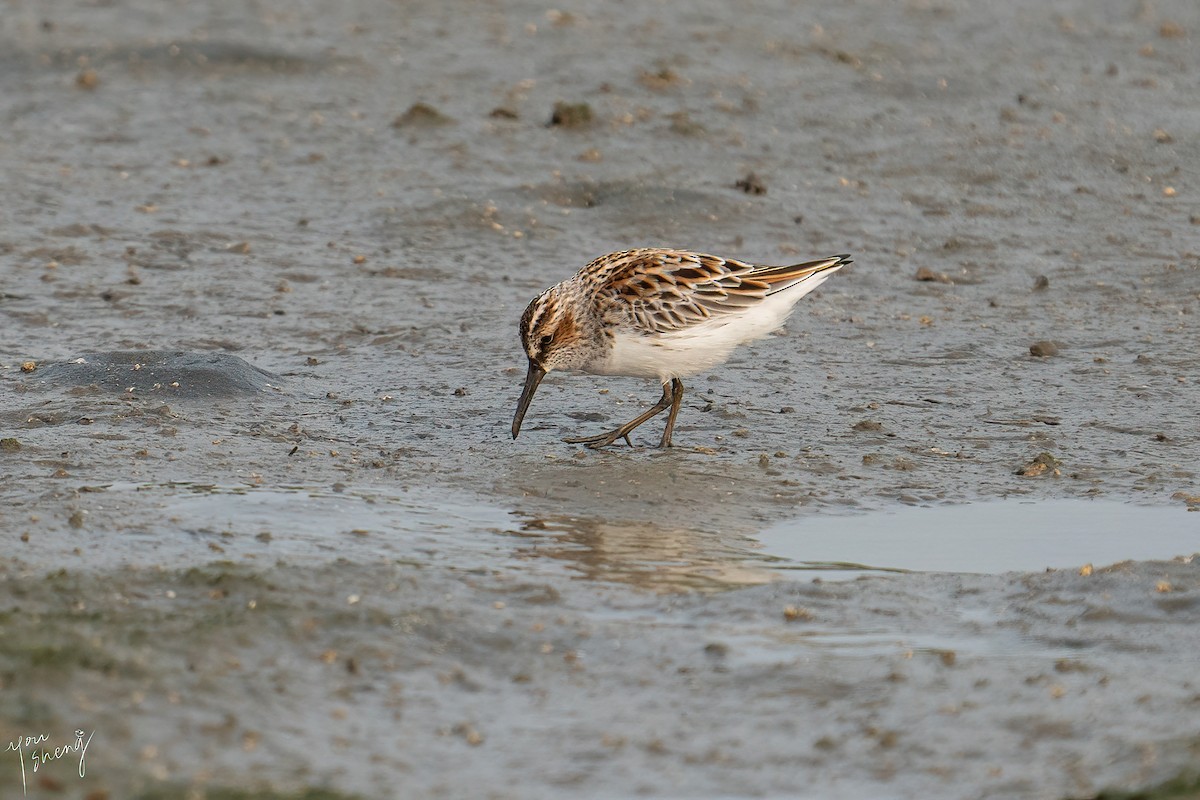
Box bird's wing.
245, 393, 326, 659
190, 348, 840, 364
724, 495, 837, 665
590, 249, 849, 334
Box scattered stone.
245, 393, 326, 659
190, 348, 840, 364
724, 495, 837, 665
0, 438, 20, 452
852, 420, 884, 432
1159, 21, 1185, 38
489, 107, 519, 119
914, 266, 952, 283
667, 111, 705, 136
1029, 341, 1059, 357
392, 102, 454, 128
1017, 452, 1060, 477
1153, 128, 1173, 144
21, 360, 37, 372
783, 605, 813, 622
75, 68, 99, 90
735, 172, 766, 195
548, 101, 592, 128
1032, 275, 1050, 291
639, 67, 683, 90
577, 147, 602, 162
1171, 492, 1200, 510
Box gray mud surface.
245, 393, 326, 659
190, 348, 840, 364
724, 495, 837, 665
1, 0, 1199, 798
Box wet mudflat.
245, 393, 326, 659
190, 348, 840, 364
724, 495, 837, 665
1, 0, 1199, 797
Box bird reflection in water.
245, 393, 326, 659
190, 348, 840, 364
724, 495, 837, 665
506, 513, 781, 592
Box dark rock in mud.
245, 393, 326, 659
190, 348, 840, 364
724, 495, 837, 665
549, 101, 593, 128
1030, 340, 1060, 357
735, 172, 767, 195
1017, 451, 1061, 477
915, 266, 953, 283
392, 102, 454, 128
32, 351, 279, 399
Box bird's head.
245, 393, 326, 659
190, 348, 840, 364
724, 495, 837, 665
512, 288, 589, 439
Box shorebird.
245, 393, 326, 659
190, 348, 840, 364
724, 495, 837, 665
511, 248, 850, 448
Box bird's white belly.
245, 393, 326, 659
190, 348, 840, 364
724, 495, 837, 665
591, 330, 733, 379
589, 287, 816, 380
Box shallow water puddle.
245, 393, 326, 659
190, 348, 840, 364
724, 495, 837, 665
50, 486, 1197, 598
758, 499, 1198, 579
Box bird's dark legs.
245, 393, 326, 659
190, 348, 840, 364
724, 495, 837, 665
564, 379, 681, 449
658, 378, 685, 448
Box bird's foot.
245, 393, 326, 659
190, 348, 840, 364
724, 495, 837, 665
563, 430, 634, 449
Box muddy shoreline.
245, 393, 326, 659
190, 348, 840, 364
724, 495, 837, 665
2, 0, 1199, 797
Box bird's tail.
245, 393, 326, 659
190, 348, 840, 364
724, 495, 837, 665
756, 254, 852, 295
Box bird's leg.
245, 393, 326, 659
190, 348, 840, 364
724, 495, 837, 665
564, 381, 675, 449
658, 378, 685, 448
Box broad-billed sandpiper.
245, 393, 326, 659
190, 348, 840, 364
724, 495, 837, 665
511, 248, 850, 448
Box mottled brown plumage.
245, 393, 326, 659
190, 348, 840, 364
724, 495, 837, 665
513, 248, 851, 448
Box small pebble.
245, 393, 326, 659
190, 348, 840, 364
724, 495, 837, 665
915, 266, 952, 283
549, 101, 592, 128
1029, 341, 1059, 357
75, 68, 99, 89
392, 102, 453, 128
734, 173, 766, 195
783, 605, 813, 622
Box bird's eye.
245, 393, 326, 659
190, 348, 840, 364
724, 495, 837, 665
539, 334, 553, 348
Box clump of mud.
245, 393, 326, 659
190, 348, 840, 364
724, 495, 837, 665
30, 351, 280, 398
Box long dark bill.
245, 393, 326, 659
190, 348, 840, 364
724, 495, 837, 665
511, 360, 546, 439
